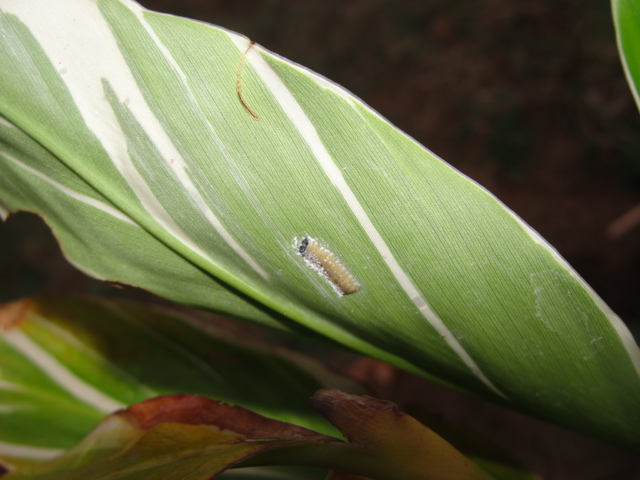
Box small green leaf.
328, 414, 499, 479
0, 296, 364, 455
614, 0, 640, 110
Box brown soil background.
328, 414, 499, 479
1, 0, 640, 478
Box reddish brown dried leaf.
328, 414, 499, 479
309, 389, 496, 480
1, 391, 498, 480
123, 394, 322, 439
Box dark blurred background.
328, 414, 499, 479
2, 1, 640, 477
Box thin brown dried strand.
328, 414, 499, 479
236, 41, 260, 120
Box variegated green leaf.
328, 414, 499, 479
0, 297, 359, 459
1, 0, 638, 449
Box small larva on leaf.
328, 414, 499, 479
299, 237, 360, 296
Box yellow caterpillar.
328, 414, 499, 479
299, 237, 360, 296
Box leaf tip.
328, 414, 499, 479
0, 299, 32, 332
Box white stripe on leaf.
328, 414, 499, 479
1, 151, 137, 226
3, 330, 125, 413
0, 404, 32, 413
0, 380, 24, 392
0, 441, 63, 460
0, 116, 18, 129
